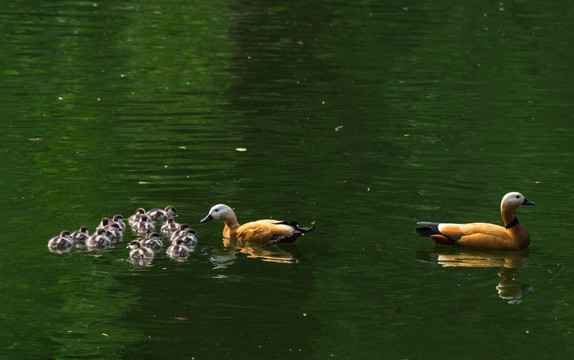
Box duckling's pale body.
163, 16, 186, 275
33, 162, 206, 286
48, 231, 73, 248
415, 192, 535, 251
147, 205, 176, 222
128, 208, 147, 226
140, 232, 164, 249
86, 228, 111, 247
71, 226, 90, 244
161, 218, 180, 235
201, 204, 315, 244
166, 238, 191, 257
131, 215, 155, 234
171, 229, 197, 247
112, 214, 126, 231
127, 240, 155, 259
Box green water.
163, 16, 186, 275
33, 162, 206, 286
2, 0, 574, 359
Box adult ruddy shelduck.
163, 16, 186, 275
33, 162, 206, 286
415, 192, 535, 250
200, 204, 314, 244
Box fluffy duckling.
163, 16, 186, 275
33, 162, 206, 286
70, 226, 90, 244
86, 228, 111, 247
48, 230, 73, 248
170, 223, 191, 241
415, 192, 535, 250
131, 215, 155, 234
171, 228, 197, 247
106, 223, 123, 241
112, 214, 126, 231
166, 238, 191, 257
128, 208, 147, 226
147, 205, 176, 222
97, 217, 111, 231
200, 204, 315, 244
140, 232, 164, 249
161, 218, 180, 236
127, 240, 155, 259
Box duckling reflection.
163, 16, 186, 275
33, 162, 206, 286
417, 246, 531, 303
209, 238, 298, 269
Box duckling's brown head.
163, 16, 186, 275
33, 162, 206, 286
201, 204, 235, 223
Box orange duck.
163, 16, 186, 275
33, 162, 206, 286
416, 192, 535, 250
200, 204, 314, 244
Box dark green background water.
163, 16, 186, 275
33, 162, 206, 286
2, 0, 574, 359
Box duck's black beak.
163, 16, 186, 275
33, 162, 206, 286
200, 214, 214, 223
522, 198, 535, 205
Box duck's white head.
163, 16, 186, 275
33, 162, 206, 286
501, 192, 535, 209
200, 204, 235, 223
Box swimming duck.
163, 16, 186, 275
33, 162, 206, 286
97, 217, 111, 231
200, 204, 315, 244
415, 192, 535, 250
171, 228, 197, 247
127, 240, 155, 259
128, 208, 147, 226
86, 228, 111, 247
48, 230, 73, 248
106, 222, 123, 241
161, 218, 180, 236
141, 232, 164, 249
170, 223, 191, 241
112, 214, 126, 231
131, 215, 155, 234
166, 238, 191, 257
147, 205, 176, 222
71, 226, 90, 244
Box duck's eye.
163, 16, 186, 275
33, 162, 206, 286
214, 209, 219, 212
515, 195, 520, 199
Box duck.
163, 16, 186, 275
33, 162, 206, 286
415, 192, 535, 251
170, 223, 191, 241
128, 208, 147, 226
131, 215, 155, 234
161, 218, 180, 236
127, 240, 155, 259
86, 228, 111, 247
147, 205, 176, 222
166, 238, 191, 257
112, 214, 126, 231
96, 217, 111, 231
105, 222, 123, 241
200, 204, 315, 244
171, 228, 197, 247
70, 226, 90, 244
48, 230, 73, 248
140, 232, 164, 249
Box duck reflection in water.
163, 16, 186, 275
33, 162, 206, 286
209, 238, 298, 269
417, 246, 532, 303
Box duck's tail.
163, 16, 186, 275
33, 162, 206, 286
415, 222, 456, 246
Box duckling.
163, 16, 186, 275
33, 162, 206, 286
147, 205, 177, 221
131, 215, 155, 234
170, 223, 191, 241
112, 214, 126, 231
48, 230, 73, 248
96, 217, 111, 231
200, 204, 315, 244
86, 228, 111, 247
415, 192, 535, 250
171, 228, 197, 247
106, 222, 123, 241
70, 226, 90, 244
140, 232, 163, 249
161, 218, 180, 236
166, 238, 191, 257
127, 240, 155, 259
128, 208, 147, 226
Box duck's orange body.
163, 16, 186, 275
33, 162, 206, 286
416, 192, 535, 251
201, 204, 314, 244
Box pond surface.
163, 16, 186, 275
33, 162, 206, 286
2, 0, 574, 359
